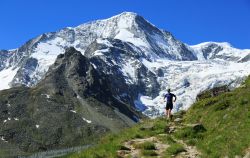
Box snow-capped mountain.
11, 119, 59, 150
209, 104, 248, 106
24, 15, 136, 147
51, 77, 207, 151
190, 42, 250, 62
0, 12, 196, 88
0, 12, 250, 117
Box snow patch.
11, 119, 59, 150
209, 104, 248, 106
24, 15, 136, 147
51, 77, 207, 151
82, 117, 92, 123
30, 37, 66, 84
134, 94, 148, 111
120, 60, 136, 84
70, 110, 77, 113
0, 67, 18, 90
41, 94, 50, 99
0, 136, 7, 142
76, 95, 81, 99
115, 29, 148, 48
93, 48, 109, 56
96, 38, 113, 47
91, 63, 97, 69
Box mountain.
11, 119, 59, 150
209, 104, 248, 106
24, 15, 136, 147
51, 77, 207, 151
190, 42, 250, 61
0, 12, 196, 89
0, 12, 250, 118
60, 76, 250, 158
0, 47, 141, 157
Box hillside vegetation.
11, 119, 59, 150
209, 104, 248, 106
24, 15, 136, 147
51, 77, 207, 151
61, 76, 250, 158
183, 76, 250, 157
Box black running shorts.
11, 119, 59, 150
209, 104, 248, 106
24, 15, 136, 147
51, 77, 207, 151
166, 103, 173, 110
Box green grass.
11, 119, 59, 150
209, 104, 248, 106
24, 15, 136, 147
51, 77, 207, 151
174, 126, 205, 146
141, 149, 158, 156
61, 118, 169, 158
183, 76, 250, 157
164, 143, 185, 156
134, 141, 156, 150
156, 135, 176, 145
133, 133, 144, 139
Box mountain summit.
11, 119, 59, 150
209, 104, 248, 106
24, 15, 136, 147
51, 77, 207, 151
0, 12, 197, 87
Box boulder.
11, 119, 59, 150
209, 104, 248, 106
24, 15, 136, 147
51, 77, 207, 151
192, 123, 206, 133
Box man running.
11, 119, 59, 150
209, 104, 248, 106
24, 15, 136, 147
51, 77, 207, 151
164, 89, 176, 119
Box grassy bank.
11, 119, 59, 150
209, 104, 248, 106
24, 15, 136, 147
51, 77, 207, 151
182, 76, 250, 157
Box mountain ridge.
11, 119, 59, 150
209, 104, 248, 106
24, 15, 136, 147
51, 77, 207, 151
0, 47, 141, 157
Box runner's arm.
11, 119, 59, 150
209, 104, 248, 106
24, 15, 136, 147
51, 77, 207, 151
163, 94, 166, 102
173, 94, 177, 102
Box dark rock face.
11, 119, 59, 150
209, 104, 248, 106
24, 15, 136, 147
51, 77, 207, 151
0, 50, 13, 71
11, 58, 38, 87
202, 43, 223, 60
85, 38, 161, 102
135, 16, 197, 61
200, 43, 245, 61
0, 48, 141, 157
178, 43, 198, 61
239, 54, 250, 63
182, 79, 190, 88
157, 68, 164, 77
135, 64, 160, 98
196, 86, 230, 101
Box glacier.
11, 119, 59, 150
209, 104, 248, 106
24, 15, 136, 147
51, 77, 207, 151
137, 58, 250, 117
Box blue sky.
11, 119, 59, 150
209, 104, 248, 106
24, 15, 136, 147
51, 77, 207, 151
0, 0, 250, 49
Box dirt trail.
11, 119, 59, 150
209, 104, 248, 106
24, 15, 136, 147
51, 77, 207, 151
123, 137, 169, 158
116, 118, 201, 158
172, 136, 200, 158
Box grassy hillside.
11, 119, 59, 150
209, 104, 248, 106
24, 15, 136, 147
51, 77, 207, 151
60, 76, 250, 158
182, 76, 250, 157
60, 118, 175, 158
